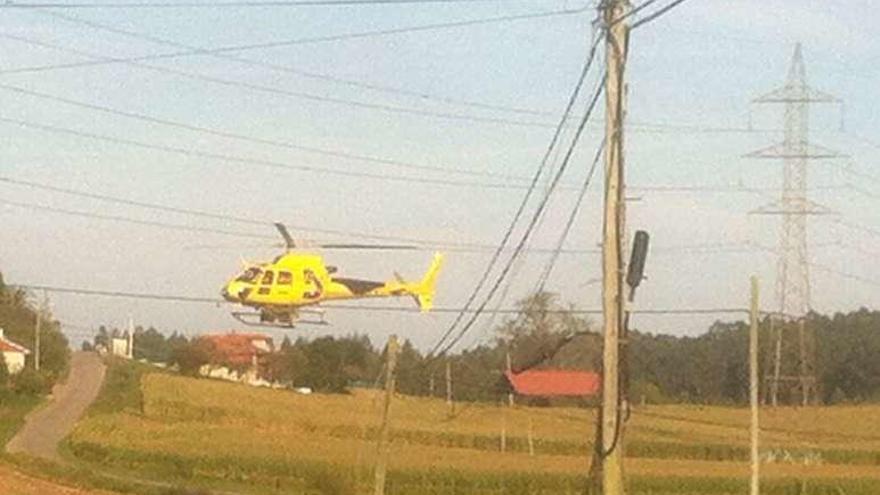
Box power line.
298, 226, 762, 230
462, 139, 605, 352
0, 197, 276, 240
433, 69, 607, 358
427, 30, 604, 357
32, 7, 583, 121
631, 0, 691, 29
0, 175, 268, 226
0, 84, 808, 192
0, 175, 610, 253
0, 82, 525, 182
536, 139, 604, 291
1, 0, 559, 8
0, 32, 559, 130
0, 116, 531, 189
3, 186, 774, 258
13, 282, 749, 316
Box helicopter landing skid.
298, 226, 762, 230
231, 309, 328, 328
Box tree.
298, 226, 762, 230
0, 273, 70, 391
134, 326, 172, 363
0, 353, 9, 393
496, 291, 596, 373
172, 338, 213, 376
266, 346, 309, 385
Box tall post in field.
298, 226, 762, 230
34, 291, 47, 371
749, 277, 761, 495
374, 334, 400, 495
445, 360, 454, 418
769, 318, 781, 407
506, 351, 515, 407
798, 319, 810, 407
599, 0, 630, 493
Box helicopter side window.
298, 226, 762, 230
260, 271, 274, 286
277, 271, 293, 285
236, 267, 262, 283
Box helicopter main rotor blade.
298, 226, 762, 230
316, 243, 418, 250
274, 222, 296, 250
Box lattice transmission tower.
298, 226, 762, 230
749, 43, 839, 406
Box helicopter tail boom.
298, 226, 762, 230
414, 252, 444, 312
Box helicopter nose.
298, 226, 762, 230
221, 286, 236, 302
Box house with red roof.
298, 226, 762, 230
197, 332, 275, 387
0, 327, 30, 375
504, 369, 601, 400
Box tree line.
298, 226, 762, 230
0, 274, 70, 398
86, 291, 880, 406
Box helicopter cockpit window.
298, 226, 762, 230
277, 271, 293, 285
261, 271, 274, 286
236, 267, 262, 283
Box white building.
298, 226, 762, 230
110, 332, 134, 359
0, 327, 30, 374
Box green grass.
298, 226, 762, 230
0, 391, 43, 446
86, 357, 153, 417
60, 360, 880, 495
64, 440, 880, 495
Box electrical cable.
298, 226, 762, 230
0, 83, 529, 182
631, 0, 690, 29
432, 70, 607, 359
0, 115, 527, 190
462, 138, 605, 351
0, 32, 559, 130
0, 174, 607, 253
536, 139, 605, 291
0, 198, 276, 240
1, 0, 569, 8
31, 6, 585, 121
426, 31, 604, 358
13, 283, 747, 316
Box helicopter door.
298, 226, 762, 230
276, 271, 294, 298
258, 271, 274, 295
303, 269, 323, 300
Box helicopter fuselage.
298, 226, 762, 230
221, 252, 443, 325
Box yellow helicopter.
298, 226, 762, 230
221, 224, 445, 327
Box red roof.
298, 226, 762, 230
505, 369, 600, 397
200, 332, 273, 367
0, 335, 29, 354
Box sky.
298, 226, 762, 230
0, 0, 877, 351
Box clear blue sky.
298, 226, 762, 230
0, 0, 877, 350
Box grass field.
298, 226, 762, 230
65, 363, 880, 494
0, 393, 42, 447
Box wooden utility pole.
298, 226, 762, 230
769, 318, 781, 407
598, 0, 630, 493
506, 351, 514, 406
374, 334, 400, 495
749, 277, 761, 495
527, 418, 535, 456
500, 404, 507, 453
445, 360, 454, 418
34, 291, 47, 371
798, 319, 810, 407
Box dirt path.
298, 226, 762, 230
5, 352, 106, 461
0, 464, 116, 495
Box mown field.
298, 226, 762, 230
64, 363, 880, 494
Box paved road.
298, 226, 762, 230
5, 352, 106, 461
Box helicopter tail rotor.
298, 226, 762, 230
413, 252, 445, 312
